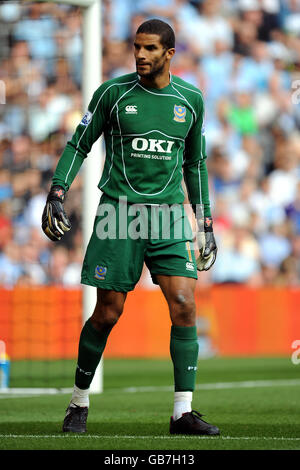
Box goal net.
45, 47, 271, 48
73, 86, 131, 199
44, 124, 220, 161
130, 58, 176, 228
0, 0, 102, 395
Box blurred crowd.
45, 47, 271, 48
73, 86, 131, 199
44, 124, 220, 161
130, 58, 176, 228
0, 0, 300, 288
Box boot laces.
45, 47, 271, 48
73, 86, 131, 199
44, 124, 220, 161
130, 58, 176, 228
191, 410, 209, 424
67, 404, 88, 423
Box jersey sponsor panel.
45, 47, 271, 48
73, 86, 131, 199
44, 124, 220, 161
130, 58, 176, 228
53, 72, 209, 207
131, 137, 175, 153
118, 131, 183, 196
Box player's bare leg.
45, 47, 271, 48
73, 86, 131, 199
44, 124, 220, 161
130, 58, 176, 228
156, 275, 197, 327
63, 288, 127, 433
156, 275, 219, 435
90, 288, 127, 332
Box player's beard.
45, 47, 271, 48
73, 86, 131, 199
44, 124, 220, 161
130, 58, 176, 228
136, 51, 167, 80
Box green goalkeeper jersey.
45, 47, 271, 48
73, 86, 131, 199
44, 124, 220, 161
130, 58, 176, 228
52, 72, 211, 216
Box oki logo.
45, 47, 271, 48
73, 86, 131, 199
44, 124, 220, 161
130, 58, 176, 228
132, 138, 175, 153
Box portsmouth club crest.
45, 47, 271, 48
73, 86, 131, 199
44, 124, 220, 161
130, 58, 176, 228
173, 105, 186, 123
94, 265, 107, 280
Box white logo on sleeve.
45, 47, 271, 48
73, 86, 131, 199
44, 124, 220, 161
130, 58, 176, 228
80, 110, 92, 126
125, 105, 138, 114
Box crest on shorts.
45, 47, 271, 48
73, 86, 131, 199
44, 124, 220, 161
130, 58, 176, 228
173, 105, 186, 122
94, 265, 107, 280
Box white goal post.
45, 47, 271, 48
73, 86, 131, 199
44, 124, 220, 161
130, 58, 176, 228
22, 0, 103, 394
80, 0, 103, 395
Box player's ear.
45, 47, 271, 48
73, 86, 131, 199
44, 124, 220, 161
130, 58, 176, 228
166, 48, 175, 60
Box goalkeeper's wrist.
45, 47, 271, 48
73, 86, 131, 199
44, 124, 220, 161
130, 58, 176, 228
196, 216, 214, 233
203, 216, 213, 232
191, 204, 213, 232
48, 185, 66, 202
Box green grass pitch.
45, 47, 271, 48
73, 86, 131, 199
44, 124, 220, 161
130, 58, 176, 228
0, 357, 300, 451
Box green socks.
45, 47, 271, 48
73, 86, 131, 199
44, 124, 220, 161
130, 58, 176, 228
75, 318, 113, 389
75, 322, 199, 393
170, 325, 199, 392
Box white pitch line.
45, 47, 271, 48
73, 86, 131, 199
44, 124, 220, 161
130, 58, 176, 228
0, 378, 299, 399
0, 387, 73, 397
0, 434, 300, 441
119, 378, 300, 394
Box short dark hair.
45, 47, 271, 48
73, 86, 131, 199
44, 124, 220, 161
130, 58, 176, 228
136, 19, 175, 50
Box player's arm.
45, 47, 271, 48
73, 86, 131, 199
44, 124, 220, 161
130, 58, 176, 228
183, 96, 217, 271
42, 84, 110, 242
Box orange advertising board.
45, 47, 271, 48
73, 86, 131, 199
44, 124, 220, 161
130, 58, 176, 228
0, 286, 299, 359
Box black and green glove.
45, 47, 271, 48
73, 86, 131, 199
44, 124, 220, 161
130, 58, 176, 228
42, 186, 71, 241
196, 216, 217, 271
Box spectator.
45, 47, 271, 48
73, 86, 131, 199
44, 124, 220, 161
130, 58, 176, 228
20, 242, 47, 285
180, 0, 234, 57
201, 40, 233, 107
48, 246, 70, 285
62, 247, 83, 286
208, 146, 241, 201
0, 241, 23, 287
28, 85, 72, 142
285, 181, 300, 235
13, 3, 59, 75
227, 88, 259, 136
0, 201, 13, 250
211, 224, 261, 284
248, 175, 286, 230
268, 145, 299, 207
258, 222, 292, 267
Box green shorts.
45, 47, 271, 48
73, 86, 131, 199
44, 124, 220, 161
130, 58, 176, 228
81, 193, 197, 292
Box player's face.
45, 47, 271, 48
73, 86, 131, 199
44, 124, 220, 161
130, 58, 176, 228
134, 33, 174, 79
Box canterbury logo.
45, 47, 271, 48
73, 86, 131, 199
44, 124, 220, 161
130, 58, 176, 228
125, 105, 138, 114
186, 262, 195, 271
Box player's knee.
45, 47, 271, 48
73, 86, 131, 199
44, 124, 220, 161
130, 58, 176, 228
91, 305, 123, 331
91, 294, 125, 330
169, 292, 196, 326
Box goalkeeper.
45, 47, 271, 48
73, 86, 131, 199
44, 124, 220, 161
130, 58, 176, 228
42, 18, 218, 436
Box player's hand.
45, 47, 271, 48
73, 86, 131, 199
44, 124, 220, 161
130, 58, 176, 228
42, 186, 71, 242
196, 217, 217, 271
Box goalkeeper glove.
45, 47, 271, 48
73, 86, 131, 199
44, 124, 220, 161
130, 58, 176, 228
196, 216, 217, 271
42, 186, 71, 241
